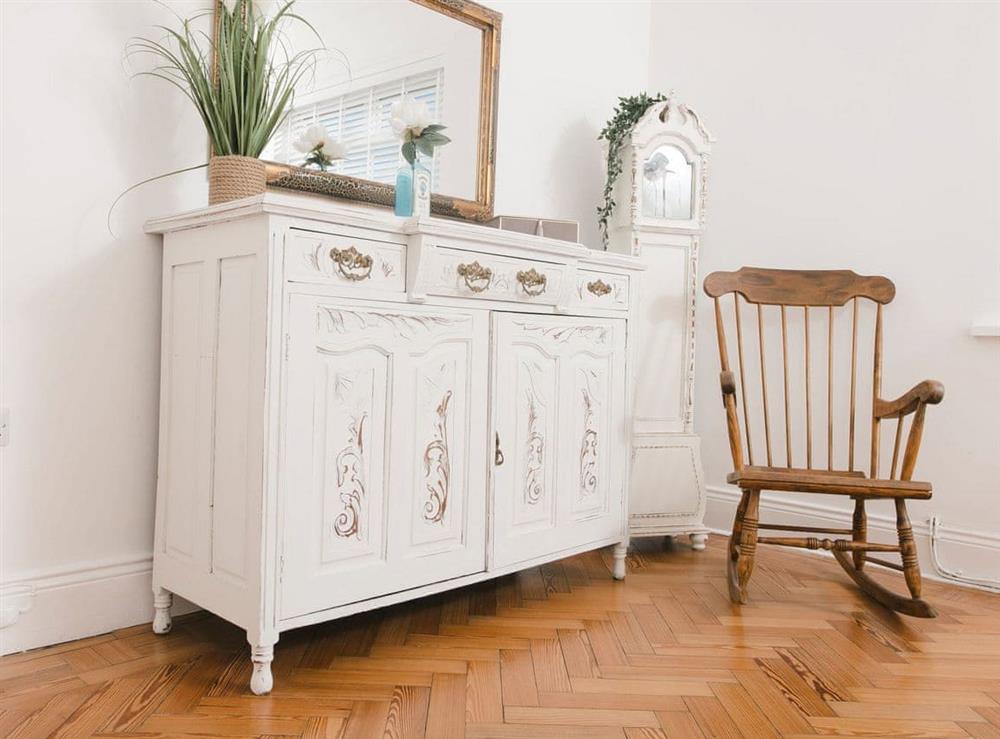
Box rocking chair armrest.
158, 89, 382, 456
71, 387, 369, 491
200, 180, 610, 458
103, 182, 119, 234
720, 370, 737, 396
875, 380, 945, 419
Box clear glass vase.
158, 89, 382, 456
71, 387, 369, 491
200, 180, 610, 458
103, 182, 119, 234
412, 153, 431, 218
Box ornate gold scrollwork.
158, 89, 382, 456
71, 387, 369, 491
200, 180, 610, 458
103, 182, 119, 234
330, 246, 373, 281
517, 268, 547, 296
457, 261, 493, 293
587, 279, 612, 297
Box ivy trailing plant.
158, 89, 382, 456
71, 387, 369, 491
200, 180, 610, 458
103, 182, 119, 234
597, 92, 669, 246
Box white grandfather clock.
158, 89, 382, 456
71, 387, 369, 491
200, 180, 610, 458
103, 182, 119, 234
606, 95, 714, 550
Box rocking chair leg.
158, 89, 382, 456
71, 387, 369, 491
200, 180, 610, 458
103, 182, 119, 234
730, 490, 750, 560
833, 497, 936, 618
852, 498, 867, 571
729, 490, 759, 605
727, 489, 750, 603
895, 499, 922, 599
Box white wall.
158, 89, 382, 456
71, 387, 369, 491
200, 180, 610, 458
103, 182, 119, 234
649, 1, 1000, 575
0, 0, 212, 652
0, 0, 650, 652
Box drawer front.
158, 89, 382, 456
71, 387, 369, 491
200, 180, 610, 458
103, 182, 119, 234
422, 246, 569, 305
286, 230, 405, 291
573, 270, 629, 310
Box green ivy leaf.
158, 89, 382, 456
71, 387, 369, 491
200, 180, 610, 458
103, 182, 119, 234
596, 91, 669, 246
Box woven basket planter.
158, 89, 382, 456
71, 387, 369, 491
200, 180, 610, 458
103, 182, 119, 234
208, 155, 267, 204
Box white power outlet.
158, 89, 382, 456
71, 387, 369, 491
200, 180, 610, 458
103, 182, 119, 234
0, 408, 8, 447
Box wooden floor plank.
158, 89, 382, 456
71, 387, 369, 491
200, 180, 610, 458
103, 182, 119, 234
383, 684, 430, 739
466, 659, 504, 724
499, 648, 538, 707
424, 672, 466, 739
530, 638, 572, 693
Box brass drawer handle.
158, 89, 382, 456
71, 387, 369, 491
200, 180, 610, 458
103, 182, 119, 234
587, 279, 612, 297
494, 432, 505, 466
517, 268, 547, 297
457, 261, 493, 293
330, 246, 373, 281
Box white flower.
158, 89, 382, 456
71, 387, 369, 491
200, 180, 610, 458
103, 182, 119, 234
293, 124, 347, 159
221, 0, 238, 12
390, 96, 432, 140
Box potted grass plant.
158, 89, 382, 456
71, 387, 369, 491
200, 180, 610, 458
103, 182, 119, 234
128, 0, 320, 204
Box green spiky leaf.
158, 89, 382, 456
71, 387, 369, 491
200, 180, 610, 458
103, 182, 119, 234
126, 0, 324, 159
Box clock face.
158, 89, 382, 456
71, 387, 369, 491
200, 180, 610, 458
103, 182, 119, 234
641, 144, 693, 220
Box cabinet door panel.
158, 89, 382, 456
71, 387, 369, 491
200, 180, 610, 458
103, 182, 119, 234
393, 341, 479, 557
317, 350, 389, 567
491, 315, 627, 570
491, 330, 560, 568
281, 297, 487, 619
566, 354, 614, 521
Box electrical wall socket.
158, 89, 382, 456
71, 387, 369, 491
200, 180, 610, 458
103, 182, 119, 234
0, 408, 8, 447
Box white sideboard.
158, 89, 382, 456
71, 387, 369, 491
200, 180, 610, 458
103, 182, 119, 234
145, 193, 644, 694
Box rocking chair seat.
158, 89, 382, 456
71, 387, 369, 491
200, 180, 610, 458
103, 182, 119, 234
727, 466, 932, 499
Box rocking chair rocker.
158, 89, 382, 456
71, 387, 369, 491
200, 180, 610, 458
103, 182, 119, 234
704, 268, 944, 617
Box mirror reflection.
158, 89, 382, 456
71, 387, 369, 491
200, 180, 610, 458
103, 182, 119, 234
641, 144, 693, 220
262, 1, 483, 201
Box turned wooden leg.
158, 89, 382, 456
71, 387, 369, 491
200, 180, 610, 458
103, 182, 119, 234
612, 539, 628, 581
730, 490, 750, 562
895, 499, 922, 599
152, 587, 172, 635
852, 498, 868, 571
690, 533, 708, 551
248, 637, 277, 695
736, 491, 760, 603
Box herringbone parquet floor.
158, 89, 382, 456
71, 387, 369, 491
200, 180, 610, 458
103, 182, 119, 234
3, 536, 1000, 738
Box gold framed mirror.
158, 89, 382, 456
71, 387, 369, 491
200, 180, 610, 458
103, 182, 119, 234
214, 0, 501, 221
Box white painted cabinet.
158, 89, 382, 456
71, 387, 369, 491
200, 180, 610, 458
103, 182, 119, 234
491, 314, 627, 569
146, 194, 644, 695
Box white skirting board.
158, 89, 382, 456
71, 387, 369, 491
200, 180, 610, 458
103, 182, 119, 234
705, 485, 1000, 589
0, 556, 196, 656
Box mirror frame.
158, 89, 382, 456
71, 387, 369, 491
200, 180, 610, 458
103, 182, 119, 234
214, 0, 501, 221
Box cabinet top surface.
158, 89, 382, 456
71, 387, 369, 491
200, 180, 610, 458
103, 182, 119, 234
145, 192, 644, 271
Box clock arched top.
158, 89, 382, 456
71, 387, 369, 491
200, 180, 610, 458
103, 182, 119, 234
624, 99, 715, 233
630, 100, 715, 154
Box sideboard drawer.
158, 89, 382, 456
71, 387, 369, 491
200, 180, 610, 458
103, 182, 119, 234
422, 246, 569, 305
573, 269, 630, 310
286, 230, 405, 292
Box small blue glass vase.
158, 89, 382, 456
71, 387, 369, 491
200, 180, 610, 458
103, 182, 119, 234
394, 162, 413, 217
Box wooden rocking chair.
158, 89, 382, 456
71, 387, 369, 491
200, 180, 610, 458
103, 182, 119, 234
704, 268, 944, 617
